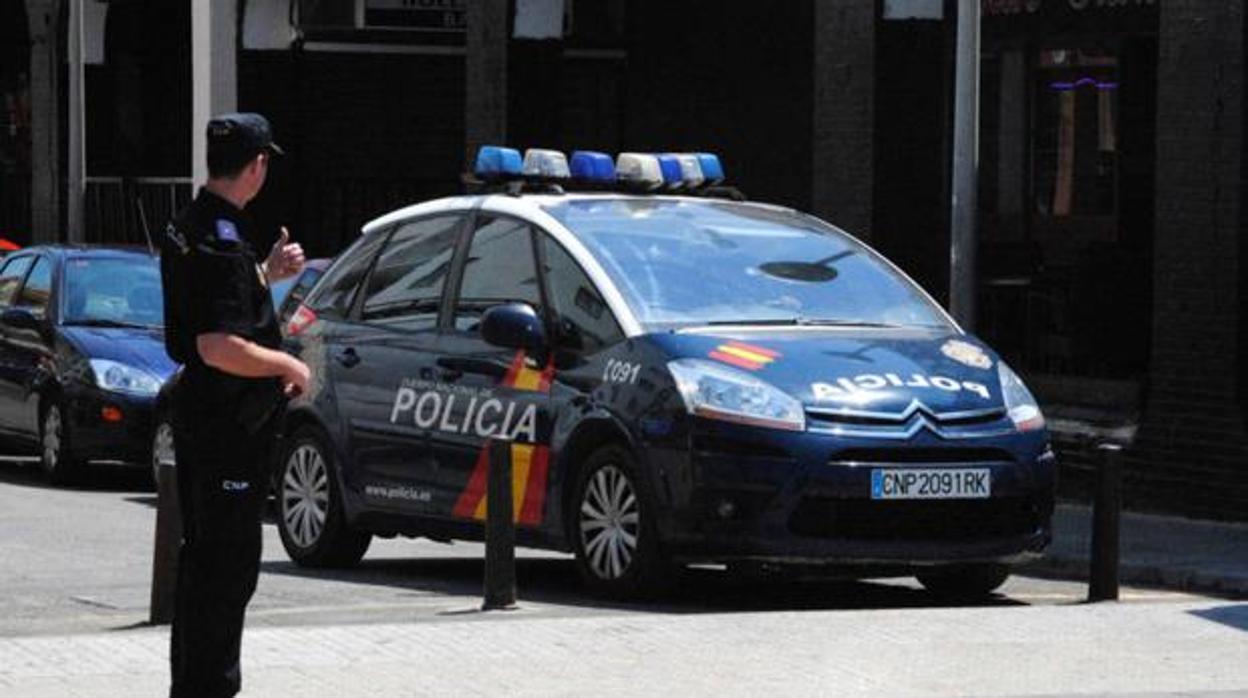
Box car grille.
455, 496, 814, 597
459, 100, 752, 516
788, 497, 1040, 541
830, 447, 1016, 465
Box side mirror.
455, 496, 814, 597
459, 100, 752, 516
481, 303, 546, 357
1, 308, 41, 331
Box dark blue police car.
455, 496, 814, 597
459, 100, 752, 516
274, 148, 1055, 597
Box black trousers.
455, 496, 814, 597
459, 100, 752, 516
169, 387, 274, 698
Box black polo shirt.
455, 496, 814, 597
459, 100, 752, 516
161, 188, 282, 409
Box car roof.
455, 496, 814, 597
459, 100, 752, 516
360, 193, 796, 235
9, 244, 157, 260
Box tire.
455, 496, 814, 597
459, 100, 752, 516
150, 416, 175, 487
917, 563, 1011, 598
276, 426, 371, 568
41, 401, 84, 485
571, 444, 673, 598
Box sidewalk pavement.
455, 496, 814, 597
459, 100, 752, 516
1038, 501, 1248, 597
2, 599, 1246, 696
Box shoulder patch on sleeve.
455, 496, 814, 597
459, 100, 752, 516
215, 219, 240, 242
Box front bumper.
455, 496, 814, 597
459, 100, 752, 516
64, 385, 158, 463
649, 420, 1057, 568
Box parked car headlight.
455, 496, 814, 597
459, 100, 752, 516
999, 362, 1045, 432
668, 358, 805, 432
89, 359, 162, 396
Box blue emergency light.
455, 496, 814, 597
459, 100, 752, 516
696, 153, 724, 185
475, 146, 523, 179
655, 155, 683, 188
570, 151, 616, 182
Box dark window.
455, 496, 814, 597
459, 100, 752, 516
539, 234, 622, 354
306, 229, 389, 319
453, 217, 541, 332
276, 267, 326, 324
0, 255, 33, 307
361, 215, 461, 331
17, 256, 52, 316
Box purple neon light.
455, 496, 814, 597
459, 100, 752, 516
1049, 76, 1119, 91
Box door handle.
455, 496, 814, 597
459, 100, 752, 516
334, 347, 361, 368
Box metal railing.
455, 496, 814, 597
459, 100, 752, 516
84, 177, 193, 247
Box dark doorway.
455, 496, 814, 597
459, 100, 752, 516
1, 0, 31, 244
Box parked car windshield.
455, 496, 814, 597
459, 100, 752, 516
543, 199, 951, 330
62, 256, 163, 328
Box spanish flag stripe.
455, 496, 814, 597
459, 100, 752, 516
709, 350, 762, 371
512, 366, 544, 392
502, 351, 527, 387
718, 344, 775, 365
519, 446, 550, 525
510, 443, 534, 519
726, 341, 779, 359
453, 443, 492, 519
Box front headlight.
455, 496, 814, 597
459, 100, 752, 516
668, 358, 805, 432
999, 362, 1045, 432
89, 359, 162, 396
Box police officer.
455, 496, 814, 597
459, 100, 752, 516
161, 113, 310, 697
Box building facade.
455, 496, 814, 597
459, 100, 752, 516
1, 0, 1244, 518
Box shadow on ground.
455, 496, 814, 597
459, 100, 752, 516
1189, 604, 1248, 632
259, 552, 1027, 617
0, 454, 153, 493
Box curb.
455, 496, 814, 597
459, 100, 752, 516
1024, 555, 1248, 599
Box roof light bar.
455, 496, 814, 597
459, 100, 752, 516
570, 151, 616, 182
655, 154, 683, 189
522, 149, 571, 179
696, 153, 724, 185
616, 153, 664, 189
674, 154, 705, 188
474, 146, 523, 180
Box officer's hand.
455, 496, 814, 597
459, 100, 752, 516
265, 227, 306, 282
282, 357, 311, 398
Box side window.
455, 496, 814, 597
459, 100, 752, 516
305, 230, 388, 319
360, 215, 461, 331
0, 256, 33, 308
17, 257, 53, 317
539, 235, 624, 354
453, 217, 541, 332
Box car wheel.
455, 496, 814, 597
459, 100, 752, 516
41, 402, 83, 485
277, 427, 371, 568
917, 563, 1011, 598
571, 445, 673, 598
150, 417, 175, 487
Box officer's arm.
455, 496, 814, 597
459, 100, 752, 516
197, 332, 308, 389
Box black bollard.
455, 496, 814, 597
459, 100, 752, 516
149, 461, 181, 624
1088, 442, 1122, 602
483, 449, 517, 610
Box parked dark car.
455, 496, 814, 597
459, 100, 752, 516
0, 246, 175, 483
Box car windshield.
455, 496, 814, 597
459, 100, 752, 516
62, 256, 163, 328
543, 199, 952, 330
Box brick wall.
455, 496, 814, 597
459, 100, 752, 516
1132, 0, 1248, 520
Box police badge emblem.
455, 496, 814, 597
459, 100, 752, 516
941, 339, 993, 370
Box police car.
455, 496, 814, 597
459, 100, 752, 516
274, 147, 1056, 598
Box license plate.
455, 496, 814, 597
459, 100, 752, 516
871, 468, 991, 500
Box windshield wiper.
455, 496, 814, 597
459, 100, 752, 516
703, 317, 903, 328
68, 319, 158, 330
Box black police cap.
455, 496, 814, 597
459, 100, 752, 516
206, 113, 284, 165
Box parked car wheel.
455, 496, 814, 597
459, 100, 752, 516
277, 426, 371, 567
916, 563, 1011, 598
150, 416, 175, 487
571, 445, 673, 598
41, 402, 83, 485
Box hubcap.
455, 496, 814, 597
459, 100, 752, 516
579, 465, 640, 580
42, 407, 62, 472
282, 444, 330, 549
152, 422, 175, 480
